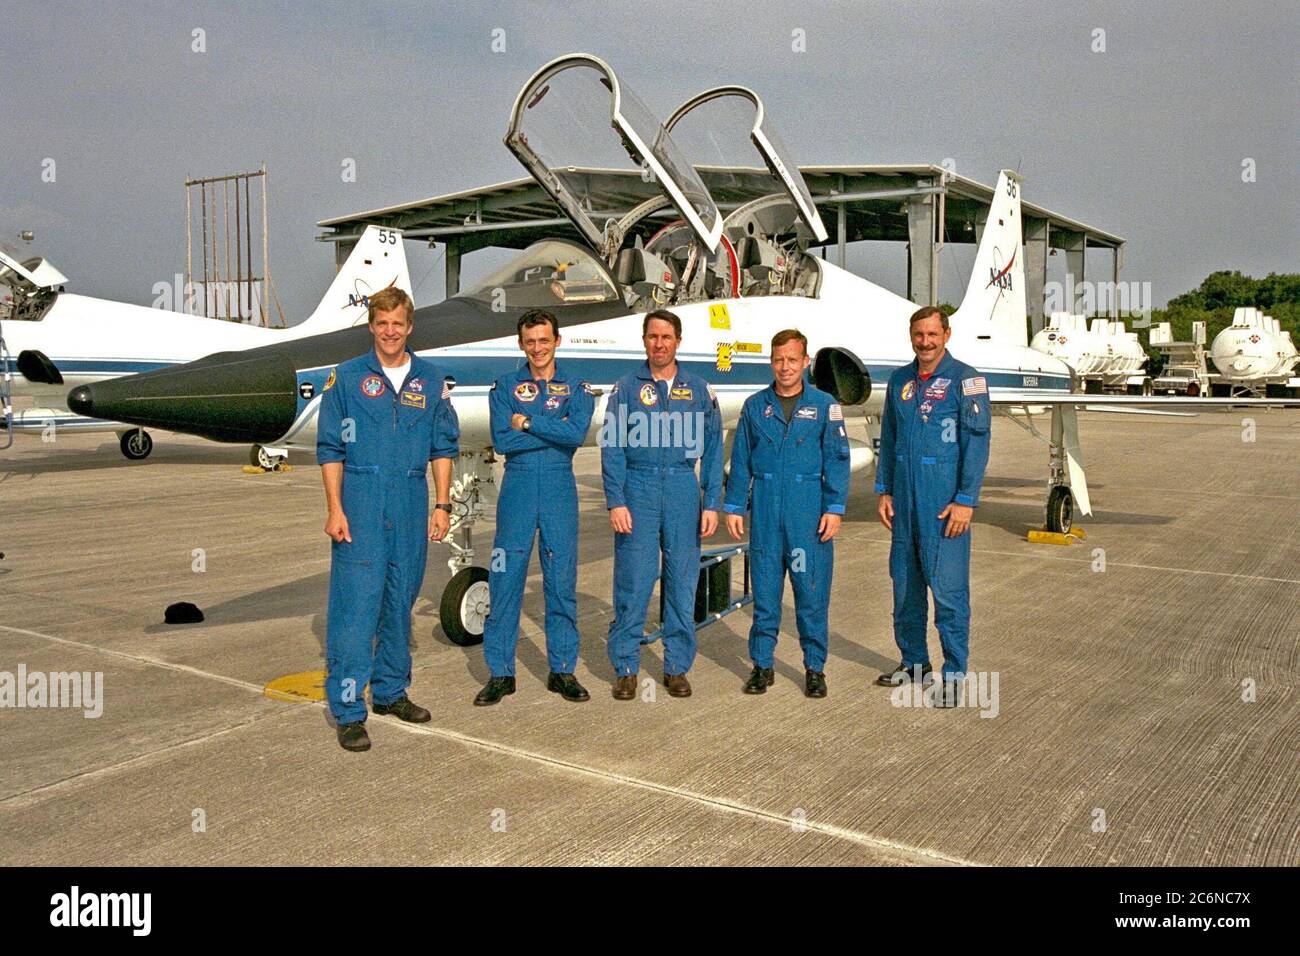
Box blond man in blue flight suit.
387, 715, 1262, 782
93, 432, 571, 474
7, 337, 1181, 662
317, 287, 459, 752
725, 329, 851, 698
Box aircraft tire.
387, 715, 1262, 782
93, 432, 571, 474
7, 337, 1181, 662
119, 429, 153, 460
440, 566, 489, 646
1046, 485, 1073, 535
250, 444, 286, 469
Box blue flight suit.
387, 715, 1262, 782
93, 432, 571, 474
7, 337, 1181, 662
481, 363, 595, 677
874, 351, 990, 678
601, 362, 724, 677
317, 347, 460, 724
724, 384, 851, 671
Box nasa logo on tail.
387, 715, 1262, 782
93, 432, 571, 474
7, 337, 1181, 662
345, 277, 400, 310
987, 247, 1015, 294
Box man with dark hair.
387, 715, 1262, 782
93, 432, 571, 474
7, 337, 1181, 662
317, 286, 460, 751
474, 309, 595, 705
725, 329, 850, 697
874, 305, 990, 706
601, 308, 723, 700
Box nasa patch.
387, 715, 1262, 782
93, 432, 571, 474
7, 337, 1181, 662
514, 381, 538, 402
545, 395, 561, 411
901, 381, 916, 402
919, 399, 934, 416
361, 374, 386, 398
764, 404, 774, 418
639, 383, 658, 406
407, 377, 424, 393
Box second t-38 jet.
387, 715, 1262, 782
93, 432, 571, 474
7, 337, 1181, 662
65, 53, 1295, 640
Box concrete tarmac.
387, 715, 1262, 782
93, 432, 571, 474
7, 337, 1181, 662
1, 409, 1297, 866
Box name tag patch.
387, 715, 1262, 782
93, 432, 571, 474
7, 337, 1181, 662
401, 391, 427, 409
547, 382, 570, 396
795, 406, 818, 420
670, 386, 694, 401
924, 378, 951, 400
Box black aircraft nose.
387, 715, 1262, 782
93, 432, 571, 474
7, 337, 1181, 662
67, 385, 94, 417
64, 351, 300, 444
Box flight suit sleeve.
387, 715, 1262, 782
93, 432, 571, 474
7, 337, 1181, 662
490, 381, 548, 455
526, 382, 594, 448
723, 407, 753, 515
821, 403, 851, 515
316, 371, 346, 465
600, 381, 629, 510
699, 385, 724, 512
955, 377, 991, 507
431, 386, 460, 461
873, 383, 896, 495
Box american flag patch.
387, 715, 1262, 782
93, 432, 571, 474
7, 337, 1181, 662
828, 403, 843, 421
441, 378, 454, 399
962, 376, 987, 396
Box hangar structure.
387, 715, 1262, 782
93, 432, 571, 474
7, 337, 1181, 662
316, 164, 1126, 333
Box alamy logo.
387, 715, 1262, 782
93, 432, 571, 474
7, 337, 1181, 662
50, 886, 151, 935
0, 666, 103, 718
599, 406, 706, 458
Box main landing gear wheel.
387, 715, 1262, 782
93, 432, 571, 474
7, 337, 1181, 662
1046, 485, 1074, 534
440, 566, 489, 646
119, 429, 153, 460
250, 444, 287, 469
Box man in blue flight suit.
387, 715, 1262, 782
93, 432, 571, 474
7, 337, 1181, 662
601, 309, 723, 700
725, 329, 851, 698
874, 305, 991, 707
473, 309, 595, 706
317, 286, 460, 751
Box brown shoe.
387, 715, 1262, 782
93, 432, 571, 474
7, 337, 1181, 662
612, 675, 637, 701
663, 673, 692, 698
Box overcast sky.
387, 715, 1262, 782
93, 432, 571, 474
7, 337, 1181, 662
2, 0, 1295, 320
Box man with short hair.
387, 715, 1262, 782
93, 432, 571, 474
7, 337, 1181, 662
725, 329, 850, 697
601, 309, 723, 700
874, 305, 990, 705
317, 286, 460, 751
474, 309, 595, 706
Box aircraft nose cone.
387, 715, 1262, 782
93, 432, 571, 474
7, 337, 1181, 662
67, 385, 94, 417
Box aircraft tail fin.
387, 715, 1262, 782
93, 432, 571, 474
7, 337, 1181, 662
293, 225, 411, 333
951, 170, 1027, 347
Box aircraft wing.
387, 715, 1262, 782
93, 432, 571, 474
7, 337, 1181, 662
989, 391, 1300, 410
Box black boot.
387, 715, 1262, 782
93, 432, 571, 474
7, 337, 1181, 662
474, 676, 516, 706
743, 666, 775, 694
336, 721, 370, 752
546, 672, 591, 702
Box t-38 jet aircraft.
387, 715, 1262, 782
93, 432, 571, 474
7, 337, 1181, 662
64, 53, 1296, 640
1, 224, 409, 461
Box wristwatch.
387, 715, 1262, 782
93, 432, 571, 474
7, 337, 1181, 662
434, 503, 452, 513
521, 416, 532, 431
